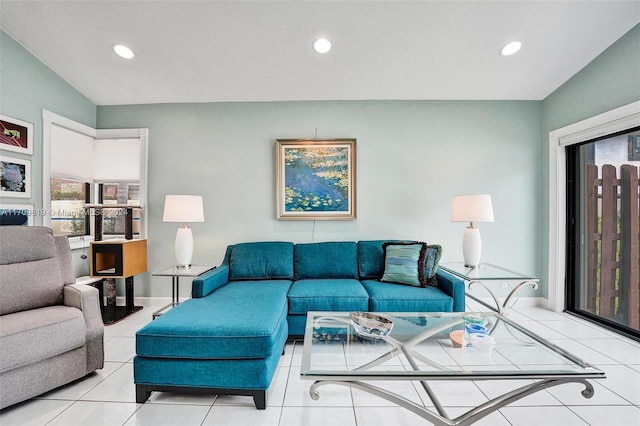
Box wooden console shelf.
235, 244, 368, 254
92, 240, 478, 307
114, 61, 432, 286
90, 239, 148, 278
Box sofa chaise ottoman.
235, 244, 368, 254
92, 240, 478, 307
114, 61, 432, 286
134, 240, 464, 408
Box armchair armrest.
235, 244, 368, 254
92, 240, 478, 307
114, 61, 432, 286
192, 265, 230, 298
64, 284, 104, 371
435, 270, 465, 312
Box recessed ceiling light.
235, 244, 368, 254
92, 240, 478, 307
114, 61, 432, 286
312, 38, 331, 54
499, 41, 522, 57
112, 43, 135, 59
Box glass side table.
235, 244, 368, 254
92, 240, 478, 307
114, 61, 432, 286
151, 265, 215, 319
439, 262, 539, 315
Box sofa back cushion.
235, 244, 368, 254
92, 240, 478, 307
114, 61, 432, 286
228, 242, 294, 280
0, 227, 67, 315
358, 240, 404, 279
294, 242, 358, 280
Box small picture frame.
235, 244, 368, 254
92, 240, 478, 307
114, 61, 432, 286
0, 115, 34, 155
0, 204, 34, 226
0, 155, 31, 198
276, 139, 356, 220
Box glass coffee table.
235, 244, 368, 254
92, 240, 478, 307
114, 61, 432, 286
301, 311, 604, 426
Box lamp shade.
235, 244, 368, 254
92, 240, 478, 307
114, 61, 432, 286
162, 195, 205, 223
451, 194, 494, 223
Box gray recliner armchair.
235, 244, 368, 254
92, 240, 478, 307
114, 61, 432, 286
0, 226, 104, 409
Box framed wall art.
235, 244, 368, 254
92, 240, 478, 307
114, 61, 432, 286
276, 139, 356, 220
0, 115, 34, 155
0, 204, 34, 226
0, 155, 31, 198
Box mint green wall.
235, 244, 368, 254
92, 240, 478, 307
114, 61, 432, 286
0, 30, 97, 276
98, 100, 542, 298
540, 24, 640, 298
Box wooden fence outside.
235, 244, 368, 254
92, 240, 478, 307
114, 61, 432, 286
587, 164, 639, 330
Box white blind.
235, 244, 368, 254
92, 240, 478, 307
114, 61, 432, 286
50, 124, 94, 180
50, 126, 141, 182
93, 138, 141, 181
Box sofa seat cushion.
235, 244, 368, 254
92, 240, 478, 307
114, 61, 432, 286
361, 279, 454, 312
0, 305, 86, 372
287, 279, 369, 314
136, 280, 291, 360
228, 242, 294, 280
294, 242, 358, 279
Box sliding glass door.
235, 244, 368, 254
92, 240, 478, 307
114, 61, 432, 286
566, 128, 640, 340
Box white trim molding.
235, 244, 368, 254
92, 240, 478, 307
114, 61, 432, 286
42, 109, 149, 239
547, 101, 640, 312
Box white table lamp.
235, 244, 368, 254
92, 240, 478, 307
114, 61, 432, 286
163, 195, 205, 268
451, 194, 494, 268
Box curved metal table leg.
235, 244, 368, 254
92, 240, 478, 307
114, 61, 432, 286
310, 378, 594, 426
467, 279, 538, 315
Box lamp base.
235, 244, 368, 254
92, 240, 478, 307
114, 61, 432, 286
462, 225, 482, 269
175, 226, 194, 268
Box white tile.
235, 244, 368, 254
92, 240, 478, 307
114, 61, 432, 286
103, 336, 137, 362
514, 307, 572, 321
146, 391, 216, 405
279, 406, 356, 426
545, 380, 630, 405
123, 402, 210, 425
509, 320, 568, 340
213, 394, 262, 407
579, 339, 640, 365
350, 379, 424, 407
81, 363, 137, 403
354, 406, 432, 426
268, 366, 289, 407
419, 380, 488, 407
446, 406, 512, 425
499, 406, 589, 426
595, 364, 640, 405
284, 367, 353, 407
38, 362, 123, 401
474, 379, 561, 406
278, 342, 295, 367
46, 401, 139, 426
202, 405, 281, 426
544, 339, 618, 365
568, 405, 640, 426
540, 320, 616, 339
291, 341, 304, 367
0, 399, 73, 426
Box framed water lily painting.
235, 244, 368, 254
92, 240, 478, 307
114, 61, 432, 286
276, 139, 356, 220
0, 156, 31, 198
0, 115, 33, 155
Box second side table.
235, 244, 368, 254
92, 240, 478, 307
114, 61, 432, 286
151, 265, 214, 319
439, 262, 539, 315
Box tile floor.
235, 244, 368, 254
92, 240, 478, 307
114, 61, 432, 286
1, 300, 639, 426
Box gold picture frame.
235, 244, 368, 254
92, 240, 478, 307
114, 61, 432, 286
276, 139, 356, 220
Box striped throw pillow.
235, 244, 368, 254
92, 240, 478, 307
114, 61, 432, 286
380, 242, 427, 287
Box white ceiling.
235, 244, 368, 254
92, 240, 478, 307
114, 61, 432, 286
1, 1, 639, 106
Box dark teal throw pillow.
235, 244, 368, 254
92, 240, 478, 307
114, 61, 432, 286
424, 244, 442, 287
380, 242, 427, 287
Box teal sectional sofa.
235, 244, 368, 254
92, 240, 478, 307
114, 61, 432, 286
135, 240, 464, 408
